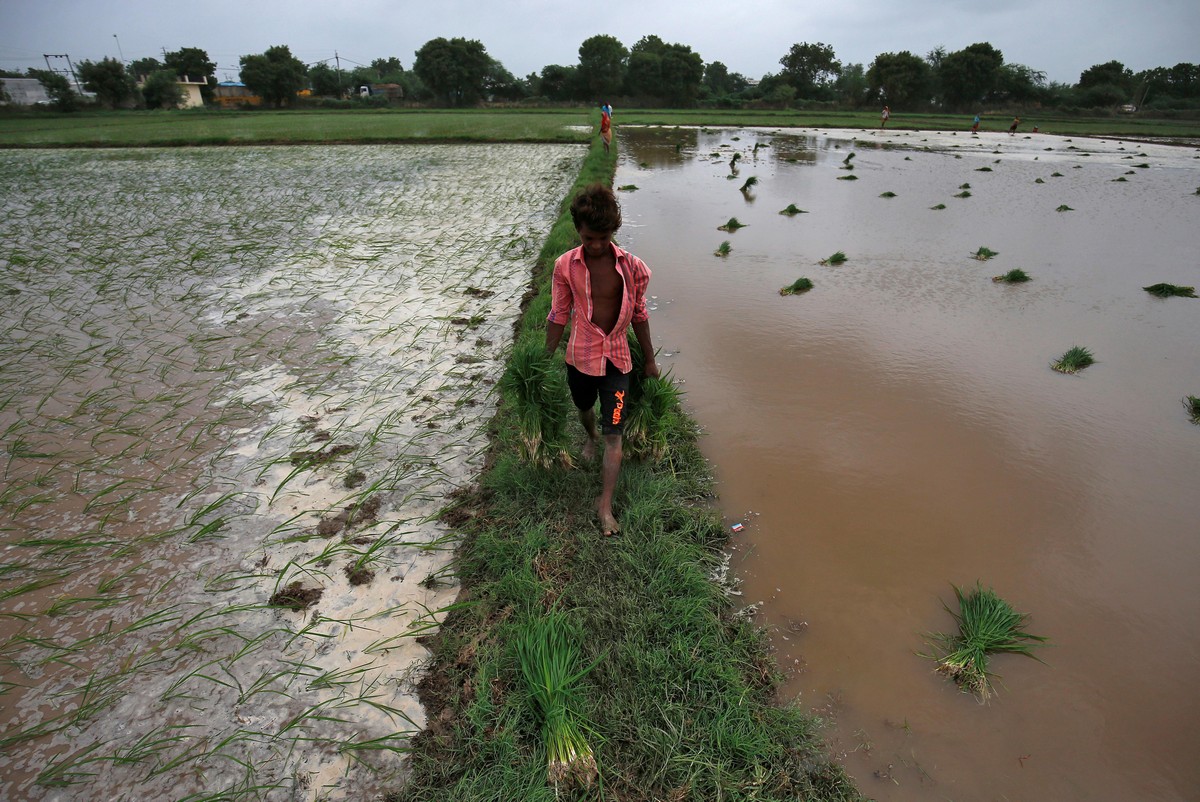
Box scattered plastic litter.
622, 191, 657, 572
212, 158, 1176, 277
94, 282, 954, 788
731, 523, 744, 532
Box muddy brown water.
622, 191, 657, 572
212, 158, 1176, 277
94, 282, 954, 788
617, 126, 1200, 801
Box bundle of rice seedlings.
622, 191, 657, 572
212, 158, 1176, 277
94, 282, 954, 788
714, 240, 732, 257
516, 608, 600, 789
1035, 178, 1045, 184
992, 269, 1031, 283
779, 277, 814, 296
779, 203, 807, 215
1183, 395, 1200, 424
739, 176, 759, 192
1051, 345, 1095, 374
923, 583, 1048, 700
1056, 204, 1074, 212
879, 191, 897, 198
617, 184, 638, 191
819, 251, 847, 265
843, 152, 856, 165
972, 246, 998, 261
1143, 283, 1197, 298
930, 203, 947, 210
959, 183, 972, 189
1112, 176, 1128, 182
975, 166, 993, 172
837, 174, 859, 180
717, 217, 747, 232
954, 190, 972, 198
624, 334, 684, 461
729, 152, 741, 170
1050, 171, 1064, 177
500, 340, 574, 468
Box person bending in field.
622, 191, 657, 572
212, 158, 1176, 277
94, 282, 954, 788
545, 184, 659, 537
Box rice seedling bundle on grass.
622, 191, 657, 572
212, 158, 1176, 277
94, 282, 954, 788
717, 217, 746, 232
515, 608, 600, 789
500, 340, 575, 467
1143, 283, 1197, 298
1184, 395, 1200, 424
779, 203, 807, 215
714, 240, 732, 257
780, 277, 814, 296
1052, 345, 1095, 374
993, 269, 1031, 283
972, 246, 998, 261
923, 583, 1048, 700
820, 251, 847, 265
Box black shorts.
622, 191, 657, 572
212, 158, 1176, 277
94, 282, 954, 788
566, 362, 631, 435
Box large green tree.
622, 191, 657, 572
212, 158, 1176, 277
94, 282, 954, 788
141, 69, 185, 109
779, 41, 841, 98
624, 35, 703, 105
128, 56, 162, 80
239, 45, 308, 108
28, 69, 78, 111
309, 63, 349, 98
165, 47, 217, 103
866, 51, 931, 108
536, 64, 578, 101
413, 37, 493, 105
77, 57, 137, 109
938, 42, 1004, 108
834, 62, 869, 106
578, 34, 627, 99
1076, 60, 1135, 107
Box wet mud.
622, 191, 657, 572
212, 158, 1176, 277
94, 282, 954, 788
617, 125, 1200, 802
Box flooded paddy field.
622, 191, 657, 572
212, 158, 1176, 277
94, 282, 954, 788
0, 143, 584, 799
617, 126, 1199, 801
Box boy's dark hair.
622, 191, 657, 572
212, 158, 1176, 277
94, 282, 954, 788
570, 183, 622, 233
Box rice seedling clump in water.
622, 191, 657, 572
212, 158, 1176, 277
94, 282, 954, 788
780, 277, 814, 296
820, 251, 847, 265
1052, 345, 1096, 374
1184, 395, 1200, 424
779, 203, 807, 215
923, 582, 1048, 700
714, 240, 732, 257
993, 269, 1031, 283
1143, 283, 1197, 298
973, 246, 998, 261
717, 217, 746, 232
739, 176, 758, 192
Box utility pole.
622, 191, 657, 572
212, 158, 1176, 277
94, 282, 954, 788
335, 50, 344, 98
43, 53, 83, 93
113, 34, 126, 66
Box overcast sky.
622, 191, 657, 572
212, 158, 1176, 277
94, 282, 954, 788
2, 0, 1196, 87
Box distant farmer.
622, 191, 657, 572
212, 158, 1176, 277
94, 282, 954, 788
880, 105, 890, 128
545, 184, 659, 537
971, 113, 981, 133
599, 105, 612, 152
1009, 116, 1020, 136
602, 102, 612, 119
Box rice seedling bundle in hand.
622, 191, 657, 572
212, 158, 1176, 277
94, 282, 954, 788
779, 277, 814, 296
819, 251, 847, 265
624, 334, 684, 461
1143, 283, 1197, 299
1051, 345, 1095, 374
924, 583, 1048, 700
500, 340, 575, 467
515, 608, 600, 789
717, 217, 746, 232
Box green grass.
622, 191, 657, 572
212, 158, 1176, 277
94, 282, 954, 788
973, 246, 999, 261
993, 269, 1032, 283
820, 250, 847, 265
1052, 345, 1096, 374
398, 139, 863, 802
1143, 283, 1197, 298
923, 583, 1048, 700
779, 277, 814, 296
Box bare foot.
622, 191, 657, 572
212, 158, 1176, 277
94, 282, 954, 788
597, 497, 620, 537
581, 437, 597, 463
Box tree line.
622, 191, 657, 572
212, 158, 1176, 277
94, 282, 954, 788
3, 36, 1197, 113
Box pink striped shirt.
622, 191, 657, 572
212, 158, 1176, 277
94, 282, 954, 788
547, 243, 651, 376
